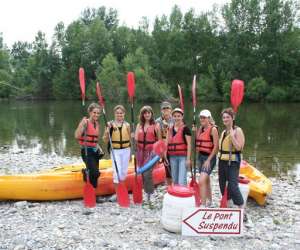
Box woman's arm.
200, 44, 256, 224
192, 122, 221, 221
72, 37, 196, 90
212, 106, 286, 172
134, 124, 140, 141
230, 127, 245, 151
185, 134, 192, 162
208, 127, 219, 160
74, 117, 87, 139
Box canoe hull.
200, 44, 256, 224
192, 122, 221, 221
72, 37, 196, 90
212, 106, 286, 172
240, 161, 272, 205
0, 160, 166, 201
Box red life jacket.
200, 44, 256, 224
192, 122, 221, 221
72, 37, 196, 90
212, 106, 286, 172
167, 125, 187, 156
196, 125, 214, 154
137, 124, 157, 151
78, 120, 99, 147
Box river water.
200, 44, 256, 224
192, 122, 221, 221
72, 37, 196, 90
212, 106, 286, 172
0, 101, 299, 177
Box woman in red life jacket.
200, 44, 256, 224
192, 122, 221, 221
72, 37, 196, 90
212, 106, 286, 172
75, 103, 102, 189
167, 108, 192, 186
196, 109, 219, 207
135, 106, 161, 204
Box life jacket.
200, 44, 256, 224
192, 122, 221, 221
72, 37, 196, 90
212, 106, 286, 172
167, 125, 187, 156
218, 128, 242, 161
196, 125, 214, 154
137, 124, 157, 151
78, 120, 99, 148
110, 121, 131, 149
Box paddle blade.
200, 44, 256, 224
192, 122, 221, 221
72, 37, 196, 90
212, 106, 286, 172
127, 72, 135, 101
231, 79, 244, 113
153, 140, 167, 156
220, 185, 228, 208
96, 82, 105, 107
178, 84, 184, 111
117, 183, 130, 208
192, 75, 197, 107
193, 181, 201, 207
83, 181, 96, 208
79, 67, 85, 106
132, 175, 143, 204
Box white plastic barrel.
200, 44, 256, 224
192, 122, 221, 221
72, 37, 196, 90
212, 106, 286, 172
239, 176, 250, 206
161, 185, 195, 233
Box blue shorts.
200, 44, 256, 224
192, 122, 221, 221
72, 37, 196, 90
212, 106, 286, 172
198, 154, 216, 175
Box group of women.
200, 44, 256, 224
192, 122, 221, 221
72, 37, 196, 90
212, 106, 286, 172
75, 101, 245, 209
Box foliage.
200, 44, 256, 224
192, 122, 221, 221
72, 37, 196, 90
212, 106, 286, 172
0, 1, 299, 102
246, 77, 269, 101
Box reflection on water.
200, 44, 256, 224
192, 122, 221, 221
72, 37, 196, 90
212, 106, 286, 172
0, 101, 299, 177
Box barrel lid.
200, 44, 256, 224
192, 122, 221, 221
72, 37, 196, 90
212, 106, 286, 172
239, 176, 250, 184
167, 185, 194, 197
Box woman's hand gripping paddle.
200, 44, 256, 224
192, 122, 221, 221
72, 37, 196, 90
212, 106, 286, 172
96, 82, 130, 208
127, 72, 143, 204
79, 67, 96, 208
219, 79, 245, 208
191, 75, 201, 207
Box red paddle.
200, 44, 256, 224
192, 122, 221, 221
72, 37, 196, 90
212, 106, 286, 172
231, 80, 244, 113
177, 84, 184, 111
219, 79, 245, 208
220, 184, 228, 208
79, 67, 96, 208
191, 75, 201, 207
127, 72, 143, 204
96, 82, 130, 208
79, 67, 85, 106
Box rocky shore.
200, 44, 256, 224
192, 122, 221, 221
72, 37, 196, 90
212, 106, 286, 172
0, 150, 299, 250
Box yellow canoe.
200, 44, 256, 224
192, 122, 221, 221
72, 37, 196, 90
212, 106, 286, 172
240, 160, 272, 205
0, 159, 166, 201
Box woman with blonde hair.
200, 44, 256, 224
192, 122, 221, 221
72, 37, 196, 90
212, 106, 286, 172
195, 109, 219, 207
103, 105, 131, 192
135, 106, 160, 204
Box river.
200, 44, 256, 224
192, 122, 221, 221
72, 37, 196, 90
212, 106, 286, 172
0, 101, 299, 177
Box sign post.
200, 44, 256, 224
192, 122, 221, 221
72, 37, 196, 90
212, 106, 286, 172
182, 208, 243, 236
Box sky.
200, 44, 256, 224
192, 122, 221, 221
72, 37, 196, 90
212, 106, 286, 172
0, 0, 229, 47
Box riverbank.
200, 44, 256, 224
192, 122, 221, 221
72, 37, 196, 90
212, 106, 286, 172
0, 151, 299, 250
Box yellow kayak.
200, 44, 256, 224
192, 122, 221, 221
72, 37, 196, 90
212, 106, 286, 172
0, 159, 166, 201
240, 160, 272, 205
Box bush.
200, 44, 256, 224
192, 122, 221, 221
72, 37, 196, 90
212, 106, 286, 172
198, 75, 222, 101
246, 77, 268, 102
221, 80, 231, 101
266, 86, 288, 102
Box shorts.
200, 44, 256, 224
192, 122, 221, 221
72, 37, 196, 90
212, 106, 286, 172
198, 153, 216, 175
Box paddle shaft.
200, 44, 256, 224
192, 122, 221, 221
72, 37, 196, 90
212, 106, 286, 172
192, 106, 197, 180
130, 102, 138, 175
102, 108, 121, 181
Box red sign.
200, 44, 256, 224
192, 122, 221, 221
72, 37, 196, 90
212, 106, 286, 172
182, 208, 243, 236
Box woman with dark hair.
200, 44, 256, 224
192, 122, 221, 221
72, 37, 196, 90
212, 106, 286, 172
218, 107, 245, 208
167, 108, 192, 186
135, 106, 160, 204
75, 103, 102, 189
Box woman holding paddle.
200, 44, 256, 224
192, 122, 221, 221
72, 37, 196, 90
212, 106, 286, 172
75, 103, 102, 189
167, 108, 192, 186
135, 106, 160, 204
155, 101, 174, 185
218, 107, 245, 208
103, 105, 131, 192
196, 109, 219, 207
